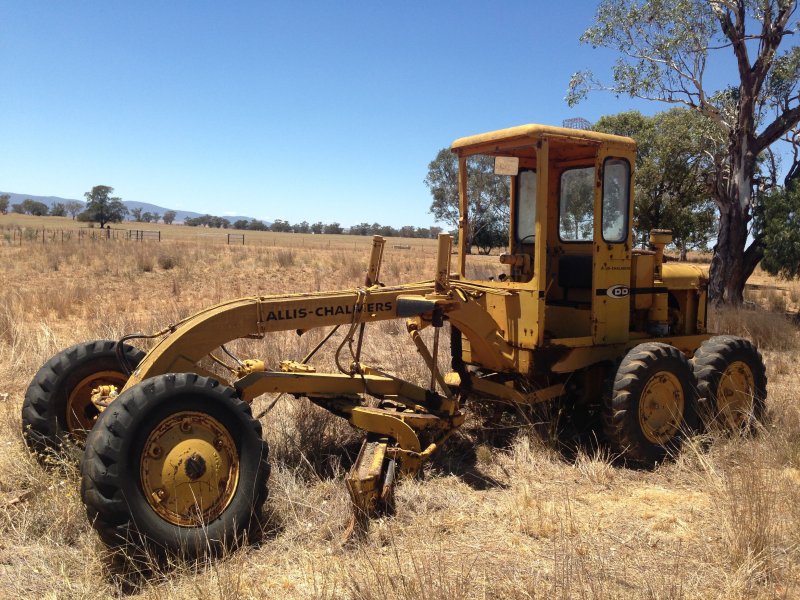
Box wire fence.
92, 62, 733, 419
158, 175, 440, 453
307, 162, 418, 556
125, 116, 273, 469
0, 225, 441, 254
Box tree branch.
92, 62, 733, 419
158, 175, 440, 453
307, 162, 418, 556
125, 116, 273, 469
755, 103, 800, 153
711, 1, 753, 86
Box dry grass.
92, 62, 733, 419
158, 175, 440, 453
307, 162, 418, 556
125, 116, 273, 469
0, 236, 799, 599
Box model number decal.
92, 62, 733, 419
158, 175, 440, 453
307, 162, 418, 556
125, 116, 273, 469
606, 285, 630, 298
264, 301, 394, 322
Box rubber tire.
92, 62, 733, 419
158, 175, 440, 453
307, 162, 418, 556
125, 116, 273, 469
603, 342, 699, 466
692, 335, 767, 432
80, 372, 270, 559
21, 339, 145, 461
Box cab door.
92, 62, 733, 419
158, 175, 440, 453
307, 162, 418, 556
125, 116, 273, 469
592, 150, 633, 345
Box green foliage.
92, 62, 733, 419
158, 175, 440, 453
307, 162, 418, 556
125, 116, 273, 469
185, 214, 231, 228
0, 194, 9, 214
140, 211, 157, 223
232, 219, 250, 230
311, 221, 323, 234
567, 0, 718, 108
248, 219, 268, 231
294, 221, 310, 233
350, 222, 372, 235
760, 184, 800, 279
83, 185, 127, 227
64, 200, 83, 219
594, 109, 718, 255
17, 199, 50, 216
11, 203, 24, 214
472, 219, 506, 255
323, 222, 343, 234
130, 207, 143, 221
162, 210, 177, 225
425, 148, 509, 251
270, 219, 292, 232
49, 203, 66, 217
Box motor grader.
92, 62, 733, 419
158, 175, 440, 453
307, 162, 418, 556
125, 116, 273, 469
21, 124, 767, 558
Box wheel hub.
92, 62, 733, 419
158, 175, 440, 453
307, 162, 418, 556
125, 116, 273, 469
66, 370, 128, 438
717, 361, 756, 429
639, 372, 684, 444
184, 453, 207, 481
140, 411, 240, 527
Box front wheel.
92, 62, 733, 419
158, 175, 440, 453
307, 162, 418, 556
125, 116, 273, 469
21, 339, 145, 462
603, 343, 699, 466
80, 373, 270, 559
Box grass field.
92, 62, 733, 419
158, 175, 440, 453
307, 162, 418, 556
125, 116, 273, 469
0, 230, 799, 599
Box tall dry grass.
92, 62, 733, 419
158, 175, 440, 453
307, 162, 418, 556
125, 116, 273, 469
0, 237, 798, 598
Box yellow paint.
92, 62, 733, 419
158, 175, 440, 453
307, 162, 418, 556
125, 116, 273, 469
140, 410, 239, 527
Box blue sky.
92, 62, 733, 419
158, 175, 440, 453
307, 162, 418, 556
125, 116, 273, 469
1, 2, 686, 227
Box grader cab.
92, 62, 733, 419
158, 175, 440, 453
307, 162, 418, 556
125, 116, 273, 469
21, 124, 767, 558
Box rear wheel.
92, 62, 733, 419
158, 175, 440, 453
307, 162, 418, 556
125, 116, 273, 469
80, 373, 269, 559
692, 336, 767, 432
603, 343, 699, 465
21, 340, 145, 462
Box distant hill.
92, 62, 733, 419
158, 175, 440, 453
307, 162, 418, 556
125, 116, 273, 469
0, 192, 258, 224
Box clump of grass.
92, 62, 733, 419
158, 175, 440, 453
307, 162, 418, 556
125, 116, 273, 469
157, 250, 180, 270
723, 463, 782, 582
789, 284, 800, 308
43, 247, 62, 271
276, 249, 295, 268
764, 288, 788, 312
135, 247, 156, 272
336, 252, 365, 282
266, 399, 361, 479
709, 306, 799, 351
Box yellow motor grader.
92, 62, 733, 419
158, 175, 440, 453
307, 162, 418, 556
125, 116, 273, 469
21, 124, 767, 558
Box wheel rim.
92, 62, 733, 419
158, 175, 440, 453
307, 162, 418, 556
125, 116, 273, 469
66, 370, 128, 438
140, 411, 240, 527
638, 371, 685, 444
716, 361, 756, 429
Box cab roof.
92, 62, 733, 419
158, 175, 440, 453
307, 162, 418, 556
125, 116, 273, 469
450, 124, 636, 154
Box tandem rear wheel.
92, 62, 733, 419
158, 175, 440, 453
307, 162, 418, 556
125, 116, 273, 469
692, 335, 767, 432
80, 373, 270, 559
603, 342, 699, 466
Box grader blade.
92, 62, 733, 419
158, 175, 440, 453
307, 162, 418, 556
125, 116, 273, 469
343, 437, 394, 540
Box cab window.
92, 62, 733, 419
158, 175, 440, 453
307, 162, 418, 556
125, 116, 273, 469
516, 170, 536, 243
602, 158, 630, 243
559, 167, 594, 242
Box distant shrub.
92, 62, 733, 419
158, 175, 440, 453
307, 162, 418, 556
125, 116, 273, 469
157, 251, 179, 270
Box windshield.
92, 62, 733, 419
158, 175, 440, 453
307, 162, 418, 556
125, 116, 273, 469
559, 167, 594, 242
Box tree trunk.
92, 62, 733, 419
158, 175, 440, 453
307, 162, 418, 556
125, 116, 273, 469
708, 113, 757, 305
709, 204, 748, 304
679, 245, 688, 262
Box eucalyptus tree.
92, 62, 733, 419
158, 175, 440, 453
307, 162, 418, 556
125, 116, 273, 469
83, 185, 127, 227
426, 148, 510, 253
568, 0, 800, 303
